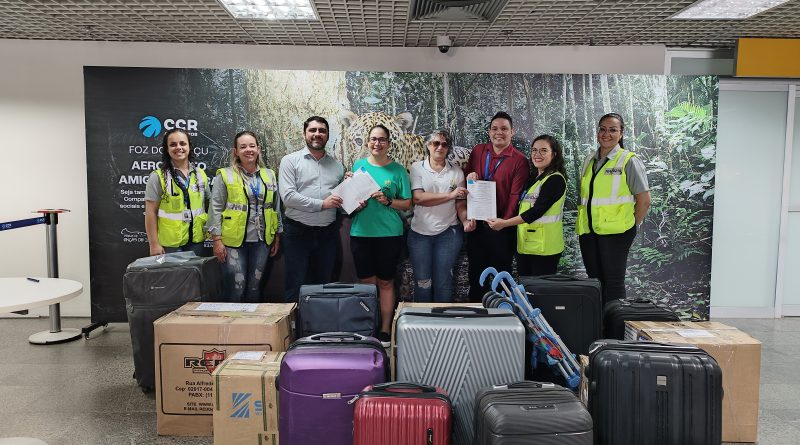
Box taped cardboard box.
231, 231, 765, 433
212, 351, 284, 445
154, 302, 295, 436
625, 320, 761, 443
390, 302, 482, 380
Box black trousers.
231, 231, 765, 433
517, 252, 561, 277
578, 226, 636, 305
466, 223, 515, 302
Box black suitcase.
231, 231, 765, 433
603, 297, 681, 340
519, 275, 602, 355
587, 340, 723, 445
297, 283, 379, 337
123, 252, 222, 391
475, 381, 593, 445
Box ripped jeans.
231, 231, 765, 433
407, 225, 463, 303
221, 241, 270, 303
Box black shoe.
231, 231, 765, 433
377, 331, 391, 348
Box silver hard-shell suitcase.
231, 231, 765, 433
395, 306, 525, 445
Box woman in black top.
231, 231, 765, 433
487, 134, 567, 276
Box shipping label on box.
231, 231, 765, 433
213, 351, 284, 445
154, 302, 295, 437
624, 320, 762, 443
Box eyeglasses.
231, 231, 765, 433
598, 127, 621, 134
369, 137, 388, 144
531, 148, 551, 155
430, 141, 450, 148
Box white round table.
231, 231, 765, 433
0, 277, 83, 344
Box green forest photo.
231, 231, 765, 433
104, 68, 717, 319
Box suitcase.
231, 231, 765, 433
278, 332, 388, 445
603, 297, 681, 340
474, 381, 593, 445
587, 340, 723, 445
122, 252, 221, 391
519, 275, 603, 356
395, 306, 525, 445
353, 382, 453, 445
297, 283, 379, 337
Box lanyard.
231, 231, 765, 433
248, 174, 262, 201
483, 150, 505, 181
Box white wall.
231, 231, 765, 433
0, 39, 668, 316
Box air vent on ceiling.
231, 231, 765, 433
409, 0, 509, 23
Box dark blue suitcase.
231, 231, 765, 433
297, 283, 379, 337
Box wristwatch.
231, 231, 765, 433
385, 198, 393, 207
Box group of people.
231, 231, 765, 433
144, 112, 651, 346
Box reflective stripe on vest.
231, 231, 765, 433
576, 147, 636, 236
517, 172, 565, 256
155, 167, 208, 247
218, 167, 278, 247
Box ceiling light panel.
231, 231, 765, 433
673, 0, 791, 20
218, 0, 318, 20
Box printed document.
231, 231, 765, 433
332, 170, 380, 214
466, 180, 497, 220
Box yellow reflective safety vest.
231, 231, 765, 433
517, 172, 566, 255
577, 147, 636, 236
218, 167, 278, 247
155, 167, 208, 247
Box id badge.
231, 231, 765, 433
182, 209, 193, 222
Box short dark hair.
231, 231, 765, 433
160, 128, 196, 172
531, 134, 566, 178
490, 111, 513, 128
368, 124, 392, 143
304, 116, 329, 132
598, 113, 626, 149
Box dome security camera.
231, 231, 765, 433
436, 35, 452, 54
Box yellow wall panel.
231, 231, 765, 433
736, 38, 800, 78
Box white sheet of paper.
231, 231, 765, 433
195, 302, 258, 312
466, 179, 497, 220
332, 170, 381, 214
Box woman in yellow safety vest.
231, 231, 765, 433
206, 131, 282, 303
487, 134, 566, 276
577, 113, 651, 304
144, 128, 209, 257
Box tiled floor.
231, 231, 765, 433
0, 316, 797, 444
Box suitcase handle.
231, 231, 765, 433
535, 274, 580, 282
430, 306, 488, 315
506, 381, 555, 389
321, 283, 357, 289
307, 332, 366, 342
621, 297, 656, 306
371, 382, 437, 393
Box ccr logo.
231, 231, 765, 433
138, 115, 199, 138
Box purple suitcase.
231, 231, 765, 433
278, 332, 388, 445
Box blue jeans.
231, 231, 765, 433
407, 225, 463, 302
221, 241, 270, 303
281, 218, 339, 303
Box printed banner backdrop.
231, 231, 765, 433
85, 67, 717, 323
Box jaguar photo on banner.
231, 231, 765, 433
85, 67, 717, 323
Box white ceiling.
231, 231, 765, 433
1, 0, 798, 48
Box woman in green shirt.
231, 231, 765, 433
350, 124, 412, 346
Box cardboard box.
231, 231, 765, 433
154, 302, 295, 436
625, 320, 761, 443
212, 351, 284, 445
390, 302, 482, 379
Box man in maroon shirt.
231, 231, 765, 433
464, 111, 530, 301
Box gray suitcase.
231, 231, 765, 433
395, 306, 525, 445
475, 381, 593, 444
